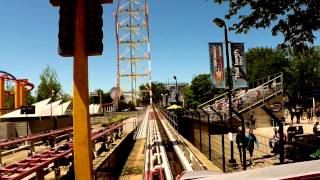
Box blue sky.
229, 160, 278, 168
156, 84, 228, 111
0, 0, 319, 95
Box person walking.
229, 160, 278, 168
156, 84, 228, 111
246, 129, 259, 165
249, 110, 256, 129
236, 127, 247, 166
316, 108, 320, 121
307, 108, 312, 123
290, 108, 295, 125
296, 109, 301, 124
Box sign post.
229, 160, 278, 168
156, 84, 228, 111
50, 1, 112, 178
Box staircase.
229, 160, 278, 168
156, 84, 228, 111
199, 73, 283, 122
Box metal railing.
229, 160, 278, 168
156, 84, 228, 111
0, 123, 124, 180
155, 108, 208, 172
157, 107, 178, 131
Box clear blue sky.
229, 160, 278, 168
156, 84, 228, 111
0, 0, 319, 95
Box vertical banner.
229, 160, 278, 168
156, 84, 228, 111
231, 43, 248, 88
209, 43, 225, 88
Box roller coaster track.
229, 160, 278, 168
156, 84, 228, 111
0, 123, 124, 180
144, 106, 212, 179
0, 70, 34, 91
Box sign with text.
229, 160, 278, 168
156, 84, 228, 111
20, 105, 36, 114
231, 43, 248, 88
209, 43, 225, 88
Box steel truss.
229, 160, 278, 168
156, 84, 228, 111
115, 0, 152, 106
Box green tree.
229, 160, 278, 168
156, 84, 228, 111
213, 0, 320, 49
139, 84, 150, 105
89, 89, 113, 104
286, 48, 320, 102
245, 47, 320, 105
61, 92, 72, 103
245, 47, 289, 86
183, 85, 196, 108
185, 74, 220, 108
139, 82, 169, 105
36, 65, 62, 102
5, 85, 14, 109
26, 91, 35, 105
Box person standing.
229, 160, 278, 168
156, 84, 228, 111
246, 129, 259, 165
249, 110, 256, 129
307, 108, 312, 123
316, 108, 320, 121
236, 127, 246, 166
296, 108, 301, 124
290, 108, 295, 125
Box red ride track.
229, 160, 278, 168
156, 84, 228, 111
0, 127, 73, 149
0, 123, 124, 180
0, 71, 34, 92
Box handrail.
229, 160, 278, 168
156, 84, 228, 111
249, 72, 282, 87
198, 72, 283, 109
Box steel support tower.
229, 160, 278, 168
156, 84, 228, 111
115, 0, 152, 106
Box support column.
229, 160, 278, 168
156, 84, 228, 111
73, 0, 93, 179
19, 82, 26, 107
0, 78, 5, 115
14, 81, 21, 109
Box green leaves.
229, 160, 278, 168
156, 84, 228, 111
184, 74, 222, 108
213, 0, 320, 49
36, 65, 62, 102
139, 82, 169, 105
245, 47, 320, 104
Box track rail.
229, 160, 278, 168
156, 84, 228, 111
144, 109, 172, 180
0, 127, 73, 149
0, 123, 124, 180
0, 127, 73, 166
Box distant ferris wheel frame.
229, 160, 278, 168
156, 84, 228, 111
115, 0, 152, 106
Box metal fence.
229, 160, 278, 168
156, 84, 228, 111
179, 110, 283, 173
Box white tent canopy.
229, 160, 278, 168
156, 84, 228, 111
0, 98, 71, 118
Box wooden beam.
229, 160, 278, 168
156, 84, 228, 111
73, 0, 93, 179
14, 81, 21, 109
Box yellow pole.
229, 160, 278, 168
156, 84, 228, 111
73, 0, 93, 179
0, 78, 5, 115
19, 83, 26, 107
14, 81, 21, 109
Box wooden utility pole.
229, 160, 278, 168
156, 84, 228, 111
73, 0, 93, 179
50, 0, 112, 178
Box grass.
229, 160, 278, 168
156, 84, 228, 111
101, 115, 129, 127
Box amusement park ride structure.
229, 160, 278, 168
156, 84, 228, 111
115, 0, 153, 106
0, 71, 34, 114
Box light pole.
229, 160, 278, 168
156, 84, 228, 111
173, 75, 179, 105
51, 90, 55, 117
213, 18, 236, 163
161, 94, 164, 107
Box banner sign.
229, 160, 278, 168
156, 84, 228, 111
209, 43, 225, 88
231, 43, 248, 87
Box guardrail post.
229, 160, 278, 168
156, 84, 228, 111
36, 168, 45, 180
0, 148, 2, 167
195, 109, 203, 152
209, 106, 226, 173
261, 106, 284, 164
201, 109, 211, 160
30, 141, 35, 155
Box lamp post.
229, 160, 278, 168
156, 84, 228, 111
51, 90, 55, 118
173, 75, 179, 105
161, 94, 164, 107
213, 18, 236, 163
